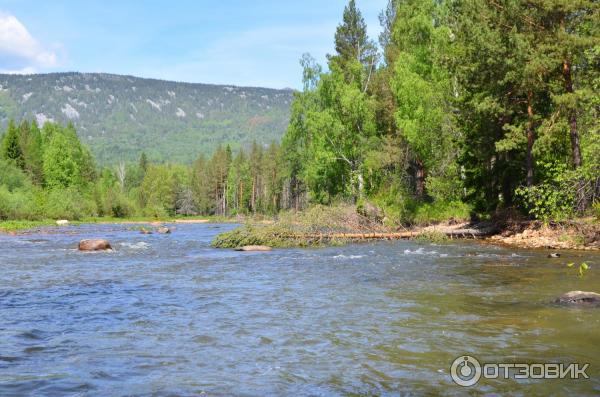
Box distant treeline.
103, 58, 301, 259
0, 119, 299, 220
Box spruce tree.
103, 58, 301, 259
1, 120, 24, 169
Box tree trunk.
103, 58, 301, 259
415, 159, 426, 198
251, 177, 256, 213
502, 152, 514, 208
357, 170, 364, 202
526, 91, 535, 187
562, 58, 583, 169
563, 58, 586, 212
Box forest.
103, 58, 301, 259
0, 0, 599, 225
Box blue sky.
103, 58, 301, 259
0, 0, 386, 88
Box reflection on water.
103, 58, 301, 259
0, 224, 599, 396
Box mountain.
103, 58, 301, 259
0, 72, 294, 164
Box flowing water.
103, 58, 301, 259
1, 223, 599, 396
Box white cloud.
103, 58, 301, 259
0, 11, 58, 72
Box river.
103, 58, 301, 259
1, 223, 599, 396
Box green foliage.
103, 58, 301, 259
515, 162, 576, 222
567, 262, 590, 278
515, 185, 573, 223
0, 158, 30, 191
42, 188, 96, 220
1, 120, 24, 168
0, 185, 41, 220
42, 123, 95, 189
2, 1, 599, 228
139, 165, 178, 216
412, 201, 472, 226
414, 230, 449, 244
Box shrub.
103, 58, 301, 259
515, 184, 574, 223
0, 159, 30, 191
412, 200, 472, 225
99, 188, 137, 218
43, 187, 96, 220
0, 186, 41, 220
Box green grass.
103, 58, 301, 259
210, 223, 349, 249
212, 205, 370, 249
0, 219, 57, 232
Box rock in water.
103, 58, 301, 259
235, 245, 273, 252
157, 227, 171, 234
79, 240, 112, 251
556, 291, 600, 306
56, 220, 70, 226
548, 253, 561, 258
140, 228, 153, 235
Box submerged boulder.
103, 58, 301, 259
235, 245, 273, 252
56, 220, 70, 226
157, 227, 171, 234
79, 239, 112, 251
556, 291, 600, 306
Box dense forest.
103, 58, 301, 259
0, 0, 599, 224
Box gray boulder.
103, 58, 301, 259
556, 291, 600, 306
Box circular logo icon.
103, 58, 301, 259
451, 356, 482, 387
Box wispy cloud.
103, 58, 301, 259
0, 11, 58, 73
138, 22, 340, 88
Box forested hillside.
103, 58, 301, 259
0, 0, 598, 225
0, 73, 293, 164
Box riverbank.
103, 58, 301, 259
487, 217, 600, 251
0, 216, 236, 234
212, 205, 600, 251
2, 206, 599, 251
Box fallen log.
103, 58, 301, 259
278, 228, 497, 242
445, 227, 499, 239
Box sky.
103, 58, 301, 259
0, 0, 386, 89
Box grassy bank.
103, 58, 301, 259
0, 215, 240, 233
212, 204, 397, 249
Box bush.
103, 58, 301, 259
515, 184, 574, 223
0, 186, 42, 220
0, 186, 41, 220
99, 188, 137, 218
594, 201, 600, 221
43, 187, 97, 220
140, 204, 169, 219
0, 159, 30, 191
412, 200, 472, 225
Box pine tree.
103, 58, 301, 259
330, 0, 377, 86
139, 152, 148, 174
1, 120, 24, 169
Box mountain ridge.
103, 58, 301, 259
0, 72, 294, 164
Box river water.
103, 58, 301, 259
0, 223, 599, 396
